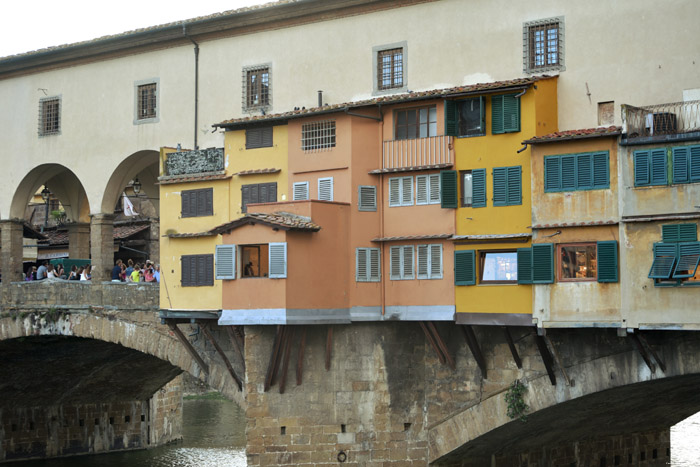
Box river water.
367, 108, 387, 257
18, 399, 700, 466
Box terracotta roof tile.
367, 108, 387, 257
372, 234, 453, 242
369, 163, 453, 175
40, 224, 150, 245
451, 233, 532, 241
235, 168, 281, 176
165, 232, 217, 238
212, 212, 321, 235
158, 173, 231, 185
531, 221, 618, 229
216, 76, 551, 128
523, 126, 621, 144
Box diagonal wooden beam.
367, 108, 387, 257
325, 326, 333, 371
270, 326, 288, 388
419, 322, 446, 365
461, 325, 487, 378
535, 334, 557, 385
428, 322, 455, 370
544, 335, 570, 387
279, 327, 295, 394
502, 326, 522, 369
199, 321, 242, 391
296, 328, 307, 386
264, 326, 284, 392
167, 321, 209, 375
629, 332, 656, 373
225, 325, 245, 373
637, 333, 666, 373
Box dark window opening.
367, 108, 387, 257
558, 244, 597, 281
395, 106, 437, 140
457, 98, 485, 136
341, 424, 346, 433
241, 244, 269, 278
40, 98, 60, 135
137, 83, 157, 120
280, 426, 286, 435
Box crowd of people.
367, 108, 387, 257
22, 258, 159, 283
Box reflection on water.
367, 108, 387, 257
672, 411, 700, 466
20, 399, 247, 467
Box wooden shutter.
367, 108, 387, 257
390, 246, 401, 280
417, 245, 429, 279
592, 152, 610, 188
430, 244, 442, 279
648, 243, 678, 279
261, 127, 273, 147
491, 95, 504, 134
216, 245, 236, 280
650, 148, 668, 185
196, 190, 207, 216
356, 248, 368, 281
597, 241, 618, 283
181, 256, 192, 286
402, 246, 414, 279
492, 167, 507, 206
204, 189, 213, 215
454, 250, 475, 285
444, 100, 458, 137
440, 170, 458, 208
690, 145, 700, 182
672, 147, 689, 184
517, 248, 533, 284
401, 177, 413, 206
246, 128, 262, 149
507, 166, 522, 205
369, 248, 380, 281
318, 177, 333, 201
561, 155, 576, 190
293, 182, 309, 200
268, 243, 287, 278
389, 178, 401, 206
204, 254, 214, 285
472, 168, 487, 207
181, 191, 192, 217
416, 175, 429, 205
662, 223, 697, 243
429, 174, 441, 204
544, 156, 560, 192
266, 182, 278, 203
576, 153, 592, 189
241, 185, 250, 213
358, 186, 377, 211
503, 94, 520, 133
672, 242, 700, 278
634, 150, 650, 186
532, 243, 554, 283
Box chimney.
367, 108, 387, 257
318, 90, 323, 107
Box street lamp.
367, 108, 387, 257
132, 177, 142, 194
40, 184, 50, 233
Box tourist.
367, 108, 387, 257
36, 261, 48, 280
80, 265, 91, 281
46, 264, 56, 278
111, 259, 123, 282
153, 264, 161, 283
120, 263, 127, 282
130, 264, 141, 283
73, 267, 84, 281
144, 264, 155, 282
125, 259, 134, 280
67, 265, 78, 281
55, 264, 65, 279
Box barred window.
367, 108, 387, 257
524, 18, 564, 73
137, 83, 157, 120
39, 97, 60, 136
377, 48, 403, 91
243, 65, 270, 111
301, 120, 336, 151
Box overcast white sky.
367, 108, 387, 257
0, 0, 271, 58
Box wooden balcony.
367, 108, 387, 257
622, 100, 700, 143
380, 135, 453, 172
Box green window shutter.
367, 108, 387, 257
517, 248, 533, 284
444, 100, 458, 137
561, 155, 576, 190
672, 242, 700, 279
472, 168, 487, 207
650, 148, 668, 185
597, 241, 618, 283
690, 146, 700, 182
672, 147, 689, 184
532, 243, 554, 283
507, 166, 522, 205
454, 250, 476, 285
478, 96, 486, 135
576, 153, 592, 189
440, 170, 458, 208
503, 94, 520, 133
491, 95, 504, 134
544, 156, 560, 192
634, 150, 650, 186
648, 243, 678, 279
662, 223, 698, 243
492, 167, 507, 206
592, 152, 610, 188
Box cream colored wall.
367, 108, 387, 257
1, 0, 697, 219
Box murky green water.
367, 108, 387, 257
21, 399, 247, 467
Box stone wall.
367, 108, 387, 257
0, 376, 182, 462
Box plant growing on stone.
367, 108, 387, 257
505, 379, 528, 422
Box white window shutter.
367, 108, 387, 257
430, 244, 442, 279
416, 175, 428, 205
389, 178, 400, 206
293, 182, 309, 200
429, 174, 441, 204
215, 244, 236, 280
369, 248, 380, 281
356, 248, 368, 281
417, 245, 429, 279
390, 246, 401, 279
358, 185, 377, 211
269, 242, 287, 278
318, 177, 334, 201
401, 177, 413, 205
402, 245, 414, 279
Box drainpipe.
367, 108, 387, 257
378, 103, 386, 318
183, 25, 199, 150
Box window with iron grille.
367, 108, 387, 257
395, 106, 437, 140
181, 188, 213, 217
377, 48, 403, 90
39, 96, 61, 136
243, 65, 271, 111
137, 83, 157, 120
301, 120, 336, 151
181, 254, 214, 286
523, 17, 564, 73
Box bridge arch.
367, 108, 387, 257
429, 332, 700, 465
101, 150, 159, 216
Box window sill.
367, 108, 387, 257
455, 133, 485, 139
478, 282, 518, 286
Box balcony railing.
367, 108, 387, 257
164, 147, 225, 176
622, 100, 700, 140
382, 135, 453, 171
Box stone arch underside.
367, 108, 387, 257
9, 164, 90, 223
429, 332, 700, 464
0, 313, 244, 408
101, 150, 160, 216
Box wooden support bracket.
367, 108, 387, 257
420, 322, 446, 365
461, 325, 487, 378
296, 328, 307, 386
199, 321, 243, 391
225, 325, 245, 373
428, 322, 456, 370
637, 333, 666, 373
544, 335, 571, 386
325, 326, 333, 371
279, 327, 295, 394
534, 334, 557, 385
167, 321, 209, 375
264, 326, 284, 392
502, 326, 522, 369
629, 332, 656, 373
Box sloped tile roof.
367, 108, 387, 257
216, 76, 550, 128
451, 233, 532, 241
523, 126, 621, 144
235, 168, 281, 176
211, 212, 321, 235
369, 163, 453, 175
40, 224, 149, 245
531, 220, 618, 229
165, 232, 217, 238
158, 173, 231, 185
372, 234, 453, 242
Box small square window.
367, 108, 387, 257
558, 244, 597, 281
134, 79, 159, 124
301, 121, 335, 151
243, 65, 271, 112
39, 96, 61, 136
241, 244, 269, 278
395, 106, 437, 140
479, 250, 518, 284
523, 17, 564, 73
